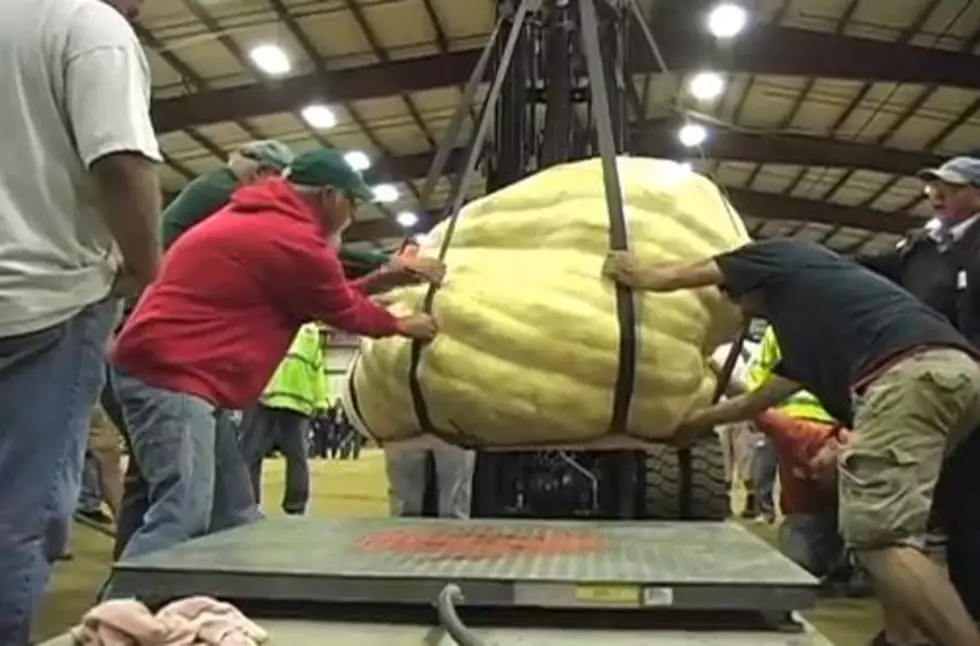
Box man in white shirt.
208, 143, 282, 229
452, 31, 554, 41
0, 0, 160, 640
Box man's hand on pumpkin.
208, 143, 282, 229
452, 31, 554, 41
602, 251, 673, 291
390, 255, 446, 286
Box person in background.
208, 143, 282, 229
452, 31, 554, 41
84, 406, 124, 524
605, 238, 980, 646
104, 148, 441, 593
76, 453, 112, 525
241, 322, 328, 515
857, 155, 980, 635
338, 408, 363, 460
309, 406, 332, 459
66, 405, 125, 560
711, 343, 759, 518
740, 326, 868, 595
328, 399, 345, 458
159, 140, 294, 249
0, 0, 160, 640
745, 326, 839, 527
385, 439, 476, 519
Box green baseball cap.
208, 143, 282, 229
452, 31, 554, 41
285, 148, 376, 202
237, 139, 294, 171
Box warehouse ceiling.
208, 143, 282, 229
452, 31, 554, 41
140, 0, 980, 255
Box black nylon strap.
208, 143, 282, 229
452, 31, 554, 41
578, 0, 637, 434
406, 0, 533, 440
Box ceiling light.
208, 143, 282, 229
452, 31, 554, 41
248, 43, 291, 76
678, 123, 708, 148
688, 71, 726, 101
396, 211, 419, 228
707, 3, 748, 38
301, 104, 336, 130
344, 151, 371, 172
372, 184, 399, 204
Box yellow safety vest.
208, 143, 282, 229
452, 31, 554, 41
746, 326, 835, 423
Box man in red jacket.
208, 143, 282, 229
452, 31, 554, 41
106, 148, 440, 577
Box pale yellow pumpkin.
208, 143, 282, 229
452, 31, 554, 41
342, 157, 750, 448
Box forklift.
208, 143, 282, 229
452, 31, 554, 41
53, 2, 834, 644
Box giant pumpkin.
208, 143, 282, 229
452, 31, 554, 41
342, 157, 750, 448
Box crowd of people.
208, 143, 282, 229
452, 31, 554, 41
4, 1, 980, 646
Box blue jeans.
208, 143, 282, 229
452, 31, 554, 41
0, 299, 117, 644
109, 372, 260, 566
110, 383, 257, 562
241, 404, 310, 514
77, 452, 103, 514
779, 511, 846, 577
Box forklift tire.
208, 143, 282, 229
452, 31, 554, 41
683, 435, 729, 521
643, 445, 681, 520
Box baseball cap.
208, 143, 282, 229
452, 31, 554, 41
285, 148, 376, 202
237, 140, 294, 171
917, 156, 980, 187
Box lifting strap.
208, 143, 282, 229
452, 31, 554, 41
576, 0, 638, 435
405, 0, 534, 446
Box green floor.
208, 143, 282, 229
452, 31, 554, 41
36, 451, 879, 643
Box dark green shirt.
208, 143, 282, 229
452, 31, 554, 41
160, 168, 392, 267
160, 168, 239, 250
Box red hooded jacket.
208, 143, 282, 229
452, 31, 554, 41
111, 178, 400, 409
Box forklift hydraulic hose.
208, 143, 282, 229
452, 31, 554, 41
436, 584, 487, 646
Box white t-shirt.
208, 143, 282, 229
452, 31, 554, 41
712, 341, 757, 388
0, 0, 160, 337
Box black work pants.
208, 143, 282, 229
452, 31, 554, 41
933, 428, 980, 621
240, 404, 310, 515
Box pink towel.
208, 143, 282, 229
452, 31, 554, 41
70, 596, 268, 646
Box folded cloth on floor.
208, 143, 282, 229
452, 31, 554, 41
70, 596, 268, 646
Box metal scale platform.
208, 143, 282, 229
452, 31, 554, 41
111, 517, 818, 616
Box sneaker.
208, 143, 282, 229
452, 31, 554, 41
76, 509, 112, 525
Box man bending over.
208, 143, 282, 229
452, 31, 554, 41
605, 238, 980, 646
105, 149, 441, 594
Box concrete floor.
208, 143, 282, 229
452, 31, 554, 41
35, 450, 880, 644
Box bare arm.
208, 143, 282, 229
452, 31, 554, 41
603, 253, 724, 292
671, 374, 802, 447
65, 8, 163, 288
90, 153, 161, 287
687, 375, 801, 428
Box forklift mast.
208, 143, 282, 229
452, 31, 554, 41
418, 0, 734, 522
475, 0, 645, 521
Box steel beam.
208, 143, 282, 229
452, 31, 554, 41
634, 121, 945, 176
352, 123, 943, 188
152, 51, 481, 133
151, 26, 980, 133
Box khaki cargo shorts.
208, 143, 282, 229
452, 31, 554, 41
839, 348, 980, 551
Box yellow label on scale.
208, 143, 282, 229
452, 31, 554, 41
574, 584, 640, 604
